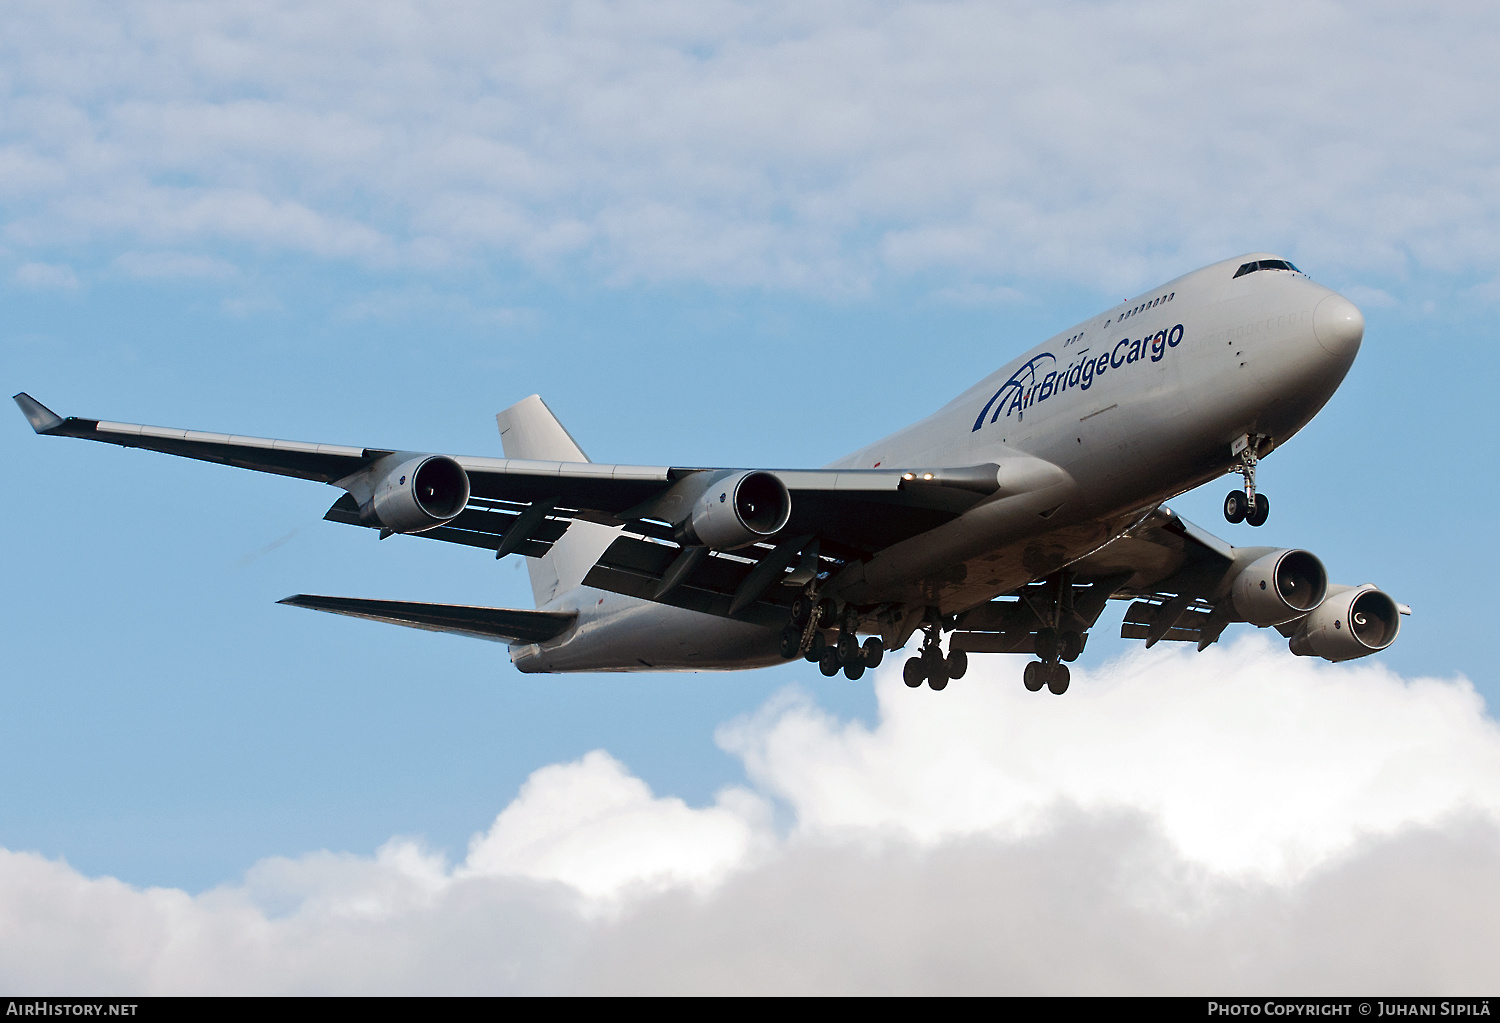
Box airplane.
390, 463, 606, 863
13, 252, 1407, 695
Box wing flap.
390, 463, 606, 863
277, 594, 576, 643
581, 535, 801, 628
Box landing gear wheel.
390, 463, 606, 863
861, 637, 884, 669
1246, 493, 1270, 527
903, 657, 925, 688
778, 627, 800, 660
819, 648, 841, 677
837, 633, 861, 666
1035, 627, 1060, 662
803, 631, 827, 664
843, 660, 865, 681
946, 648, 968, 680
789, 593, 814, 628
814, 599, 836, 628
1224, 490, 1249, 524
1060, 630, 1083, 663
1024, 661, 1045, 692
1047, 663, 1071, 695
921, 647, 947, 690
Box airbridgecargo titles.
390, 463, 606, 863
974, 323, 1185, 429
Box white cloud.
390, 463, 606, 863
0, 635, 1498, 993
1, 2, 1498, 292
1472, 277, 1500, 304
459, 749, 771, 902
721, 635, 1500, 881
1341, 284, 1399, 309
112, 250, 235, 279
13, 261, 79, 290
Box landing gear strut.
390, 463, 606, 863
1020, 573, 1078, 695
902, 613, 967, 692
781, 596, 885, 681
1224, 435, 1270, 527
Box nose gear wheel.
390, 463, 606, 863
1225, 436, 1270, 526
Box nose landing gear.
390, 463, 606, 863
1224, 435, 1270, 527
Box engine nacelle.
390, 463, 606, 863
677, 470, 791, 549
1288, 584, 1401, 662
368, 455, 470, 533
1231, 549, 1328, 627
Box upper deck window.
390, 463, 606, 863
1233, 259, 1301, 279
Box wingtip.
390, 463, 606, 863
13, 393, 64, 434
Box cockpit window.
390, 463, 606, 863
1233, 259, 1301, 279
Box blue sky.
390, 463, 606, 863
2, 0, 1499, 993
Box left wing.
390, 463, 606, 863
943, 507, 1244, 656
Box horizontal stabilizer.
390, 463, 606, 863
277, 594, 576, 644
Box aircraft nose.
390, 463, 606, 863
1313, 293, 1365, 358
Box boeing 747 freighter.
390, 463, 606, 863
15, 253, 1404, 694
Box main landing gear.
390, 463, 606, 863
1020, 574, 1084, 695
902, 618, 967, 692
1023, 626, 1078, 695
1224, 435, 1270, 527
777, 595, 884, 681
1023, 660, 1070, 695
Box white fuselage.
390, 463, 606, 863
511, 254, 1362, 672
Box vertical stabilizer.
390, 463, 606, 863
495, 395, 618, 608
496, 394, 590, 463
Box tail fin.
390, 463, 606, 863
495, 395, 619, 607
495, 394, 589, 463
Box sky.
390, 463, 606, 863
2, 0, 1498, 994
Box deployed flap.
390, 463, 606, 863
277, 594, 576, 644
581, 535, 798, 628
1069, 507, 1247, 650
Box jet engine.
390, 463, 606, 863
1231, 549, 1328, 626
676, 470, 792, 549
1287, 584, 1401, 662
367, 455, 471, 533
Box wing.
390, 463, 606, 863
1071, 506, 1244, 650
949, 506, 1245, 654
15, 394, 1001, 620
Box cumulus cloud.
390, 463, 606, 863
1, 2, 1498, 292
0, 635, 1498, 994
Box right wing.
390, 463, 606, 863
16, 393, 1016, 622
